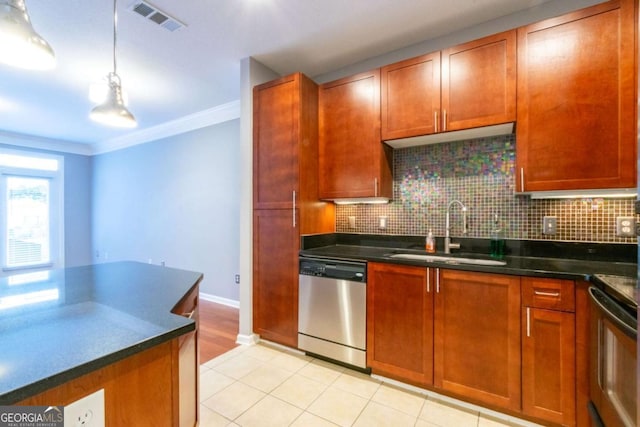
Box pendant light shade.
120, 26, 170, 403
90, 72, 137, 128
90, 0, 137, 128
0, 0, 55, 70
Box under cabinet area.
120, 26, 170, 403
380, 30, 516, 141
516, 0, 637, 193
318, 70, 393, 200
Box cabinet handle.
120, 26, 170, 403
526, 307, 531, 337
434, 110, 439, 133
436, 268, 440, 293
374, 178, 378, 197
426, 268, 430, 293
443, 109, 447, 132
534, 290, 561, 298
520, 168, 525, 192
292, 190, 297, 228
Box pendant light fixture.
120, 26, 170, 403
90, 0, 137, 128
0, 0, 55, 70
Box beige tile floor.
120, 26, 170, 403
199, 343, 543, 427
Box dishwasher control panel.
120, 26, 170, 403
299, 257, 366, 282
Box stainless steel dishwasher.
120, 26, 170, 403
298, 256, 367, 369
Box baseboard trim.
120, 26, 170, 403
236, 333, 259, 346
199, 292, 240, 308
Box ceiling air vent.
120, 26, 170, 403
129, 1, 186, 32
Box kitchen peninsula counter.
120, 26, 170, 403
0, 261, 202, 405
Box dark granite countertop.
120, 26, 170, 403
0, 261, 203, 404
300, 233, 637, 281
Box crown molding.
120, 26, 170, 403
91, 100, 241, 155
0, 130, 93, 155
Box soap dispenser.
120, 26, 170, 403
426, 230, 436, 253
490, 214, 505, 259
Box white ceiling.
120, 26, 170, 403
2, 0, 558, 148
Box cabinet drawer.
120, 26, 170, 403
522, 277, 575, 312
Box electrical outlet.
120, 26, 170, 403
378, 216, 388, 230
348, 216, 356, 229
616, 216, 636, 237
235, 274, 240, 284
64, 389, 105, 427
542, 216, 557, 235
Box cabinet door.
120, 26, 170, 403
381, 52, 441, 140
253, 209, 299, 347
367, 263, 433, 386
516, 0, 636, 192
522, 307, 576, 426
319, 70, 392, 200
253, 74, 299, 209
442, 30, 516, 131
434, 269, 521, 411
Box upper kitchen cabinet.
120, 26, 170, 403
516, 0, 637, 193
381, 52, 441, 140
319, 70, 393, 201
381, 30, 516, 142
253, 73, 335, 347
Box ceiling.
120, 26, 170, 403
1, 0, 556, 148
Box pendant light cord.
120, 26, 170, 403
112, 0, 118, 76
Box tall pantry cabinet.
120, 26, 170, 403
253, 73, 335, 347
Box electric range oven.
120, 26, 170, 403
588, 275, 637, 427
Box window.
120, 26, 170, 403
0, 149, 64, 274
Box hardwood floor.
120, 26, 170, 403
199, 299, 240, 363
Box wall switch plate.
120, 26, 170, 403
64, 389, 105, 427
378, 216, 388, 230
542, 216, 557, 235
616, 216, 636, 237
348, 216, 356, 229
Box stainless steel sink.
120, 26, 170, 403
388, 253, 507, 266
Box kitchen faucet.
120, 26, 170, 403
445, 200, 468, 254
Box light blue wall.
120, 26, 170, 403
91, 120, 241, 301
0, 143, 92, 268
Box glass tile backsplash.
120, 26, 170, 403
335, 134, 636, 243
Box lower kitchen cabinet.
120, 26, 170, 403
253, 209, 299, 347
367, 263, 434, 386
522, 308, 576, 426
365, 264, 584, 424
522, 277, 576, 426
434, 269, 522, 412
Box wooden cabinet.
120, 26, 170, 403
172, 285, 199, 427
367, 263, 433, 386
253, 209, 299, 347
516, 0, 637, 192
381, 30, 515, 140
434, 269, 521, 412
521, 277, 576, 426
319, 70, 393, 200
252, 73, 334, 347
21, 284, 201, 426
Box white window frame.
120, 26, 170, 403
0, 148, 64, 275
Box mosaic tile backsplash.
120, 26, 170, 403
336, 134, 637, 243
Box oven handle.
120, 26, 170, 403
588, 287, 637, 338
